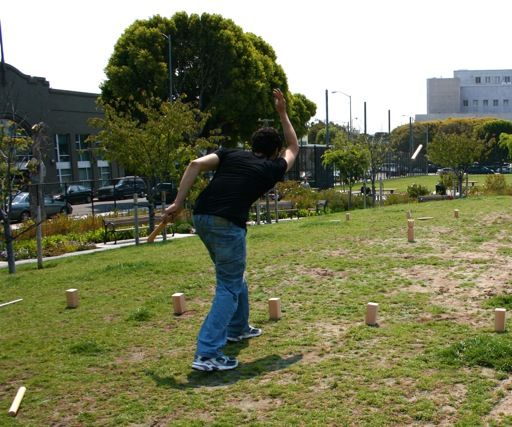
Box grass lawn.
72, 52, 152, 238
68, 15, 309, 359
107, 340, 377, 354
381, 173, 512, 193
1, 196, 512, 426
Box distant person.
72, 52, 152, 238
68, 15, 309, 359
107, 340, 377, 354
300, 177, 310, 189
163, 88, 299, 371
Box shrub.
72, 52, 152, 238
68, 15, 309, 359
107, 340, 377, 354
317, 189, 348, 212
384, 193, 410, 206
439, 173, 455, 189
175, 222, 194, 234
483, 174, 508, 195
407, 183, 430, 198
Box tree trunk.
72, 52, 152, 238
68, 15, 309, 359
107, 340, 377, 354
1, 212, 16, 274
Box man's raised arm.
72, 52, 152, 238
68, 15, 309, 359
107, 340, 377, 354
273, 88, 299, 172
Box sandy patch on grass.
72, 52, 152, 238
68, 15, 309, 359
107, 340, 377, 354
486, 377, 512, 423
296, 266, 349, 281
390, 241, 511, 327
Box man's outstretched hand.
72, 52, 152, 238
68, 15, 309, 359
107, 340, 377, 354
273, 88, 287, 115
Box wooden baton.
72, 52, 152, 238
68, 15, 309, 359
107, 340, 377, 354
147, 220, 169, 243
8, 386, 26, 417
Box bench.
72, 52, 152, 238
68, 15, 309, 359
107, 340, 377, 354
251, 200, 299, 224
102, 214, 173, 244
309, 199, 328, 214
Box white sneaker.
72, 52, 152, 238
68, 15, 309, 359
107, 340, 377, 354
191, 355, 238, 371
227, 326, 262, 343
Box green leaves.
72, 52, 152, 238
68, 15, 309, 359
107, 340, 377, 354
89, 98, 217, 192
101, 12, 315, 145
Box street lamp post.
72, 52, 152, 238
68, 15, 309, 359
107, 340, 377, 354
325, 89, 330, 146
331, 90, 352, 136
161, 33, 172, 102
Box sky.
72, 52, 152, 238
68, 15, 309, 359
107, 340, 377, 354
2, 0, 512, 134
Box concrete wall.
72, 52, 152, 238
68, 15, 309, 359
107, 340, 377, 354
427, 78, 461, 114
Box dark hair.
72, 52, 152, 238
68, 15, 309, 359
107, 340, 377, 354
251, 127, 283, 158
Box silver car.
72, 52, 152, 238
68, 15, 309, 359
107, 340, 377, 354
8, 192, 72, 222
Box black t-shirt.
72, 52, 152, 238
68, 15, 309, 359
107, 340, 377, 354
194, 148, 287, 228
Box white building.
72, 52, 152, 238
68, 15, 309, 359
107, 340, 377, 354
416, 69, 512, 122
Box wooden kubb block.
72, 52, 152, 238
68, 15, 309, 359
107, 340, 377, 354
172, 293, 186, 315
269, 298, 281, 320
454, 209, 459, 218
407, 219, 415, 242
495, 308, 506, 332
346, 213, 350, 221
365, 302, 379, 326
66, 289, 79, 308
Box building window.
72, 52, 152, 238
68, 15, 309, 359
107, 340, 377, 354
494, 76, 501, 84
78, 167, 91, 183
504, 99, 509, 107
55, 134, 71, 162
57, 167, 72, 185
475, 77, 481, 84
75, 134, 91, 162
463, 100, 469, 107
505, 76, 511, 83
485, 76, 491, 83
483, 100, 489, 107
98, 166, 111, 186
493, 99, 499, 106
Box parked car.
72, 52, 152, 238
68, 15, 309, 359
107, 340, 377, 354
97, 176, 146, 201
466, 164, 495, 174
491, 164, 511, 174
152, 182, 178, 204
8, 192, 72, 222
54, 184, 94, 204
437, 167, 454, 175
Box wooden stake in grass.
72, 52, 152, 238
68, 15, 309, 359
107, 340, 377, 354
66, 289, 79, 309
8, 386, 26, 417
406, 210, 412, 219
454, 209, 459, 218
495, 308, 506, 332
346, 212, 350, 221
0, 298, 23, 309
407, 219, 415, 243
269, 298, 281, 320
365, 302, 379, 326
172, 293, 186, 315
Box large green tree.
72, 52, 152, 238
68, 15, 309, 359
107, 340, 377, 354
101, 12, 315, 144
427, 132, 484, 196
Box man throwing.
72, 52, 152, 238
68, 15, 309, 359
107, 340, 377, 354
163, 88, 299, 371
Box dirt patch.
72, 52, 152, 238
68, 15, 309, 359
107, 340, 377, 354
296, 266, 349, 280
391, 243, 512, 328
487, 378, 512, 422
114, 348, 146, 365
237, 397, 283, 412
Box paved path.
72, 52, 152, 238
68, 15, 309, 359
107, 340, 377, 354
0, 233, 196, 269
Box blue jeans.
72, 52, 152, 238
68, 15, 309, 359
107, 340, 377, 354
193, 214, 250, 358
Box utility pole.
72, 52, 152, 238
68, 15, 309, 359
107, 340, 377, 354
364, 102, 367, 135
162, 33, 172, 102
325, 89, 330, 146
